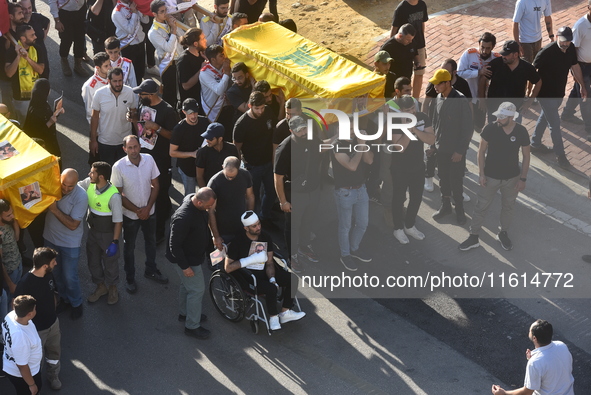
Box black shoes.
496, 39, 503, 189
459, 234, 480, 251
432, 198, 452, 220
350, 248, 372, 262
530, 144, 553, 154
184, 326, 211, 340
561, 114, 584, 125
70, 305, 83, 320
496, 231, 513, 251
557, 155, 571, 169
144, 270, 169, 284
125, 281, 137, 294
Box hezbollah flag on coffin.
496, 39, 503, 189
0, 115, 60, 227
223, 22, 385, 117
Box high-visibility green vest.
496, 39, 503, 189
87, 183, 119, 216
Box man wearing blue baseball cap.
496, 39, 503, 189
196, 122, 240, 188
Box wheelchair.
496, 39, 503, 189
208, 253, 302, 335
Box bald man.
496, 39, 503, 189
43, 169, 89, 319
0, 103, 20, 126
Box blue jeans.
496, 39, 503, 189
532, 98, 564, 156
174, 264, 205, 330
45, 240, 83, 307
562, 62, 591, 133
246, 162, 275, 220
178, 167, 197, 196
333, 184, 369, 257
123, 214, 158, 283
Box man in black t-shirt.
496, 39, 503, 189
225, 211, 305, 331
390, 96, 435, 245
380, 24, 418, 85
390, 0, 429, 98
374, 51, 396, 99
14, 247, 62, 390
226, 62, 253, 125
481, 40, 541, 123
274, 116, 323, 268
207, 156, 254, 247
530, 27, 585, 169
132, 79, 180, 241
196, 122, 240, 187
170, 99, 209, 196
233, 91, 276, 221
459, 102, 530, 252
177, 28, 207, 108
253, 80, 284, 125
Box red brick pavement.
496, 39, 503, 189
364, 0, 591, 177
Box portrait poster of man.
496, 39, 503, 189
19, 181, 42, 209
0, 140, 19, 160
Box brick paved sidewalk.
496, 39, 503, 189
364, 0, 591, 177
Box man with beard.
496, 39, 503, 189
201, 0, 233, 47
253, 79, 284, 125
81, 52, 111, 124
274, 116, 323, 267
178, 28, 207, 105
78, 162, 123, 305
273, 98, 304, 154
90, 67, 136, 166
49, 0, 89, 77
0, 199, 22, 317
43, 169, 88, 320
112, 135, 168, 294
233, 91, 275, 224
148, 0, 183, 110
14, 247, 62, 390
170, 98, 210, 196
104, 36, 137, 88
112, 0, 149, 84
4, 24, 46, 122
373, 51, 396, 99
479, 40, 542, 123
0, 4, 24, 113
200, 45, 231, 123
196, 122, 240, 187
459, 102, 530, 252
380, 24, 418, 84
131, 79, 180, 243
226, 62, 253, 124
208, 156, 254, 247
531, 26, 585, 169
18, 0, 49, 79
458, 32, 501, 132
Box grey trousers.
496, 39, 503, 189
86, 228, 120, 285
38, 318, 61, 362
469, 176, 519, 235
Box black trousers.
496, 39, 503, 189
58, 5, 87, 58
425, 146, 437, 178
162, 63, 178, 110
8, 372, 42, 395
155, 168, 172, 240
122, 43, 145, 83
142, 18, 156, 68
391, 167, 424, 230
437, 153, 466, 206
249, 263, 293, 316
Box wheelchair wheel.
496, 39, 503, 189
209, 271, 246, 322
250, 318, 259, 334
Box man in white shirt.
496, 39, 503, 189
492, 319, 574, 395
49, 0, 90, 77
90, 67, 136, 166
81, 52, 112, 124
200, 0, 233, 47
199, 44, 231, 122
148, 0, 183, 109
105, 36, 137, 88
112, 135, 168, 295
112, 0, 149, 83
512, 0, 553, 63
2, 295, 43, 394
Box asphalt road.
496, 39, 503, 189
2, 2, 591, 394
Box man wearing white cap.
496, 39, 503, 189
459, 102, 530, 251
225, 211, 305, 331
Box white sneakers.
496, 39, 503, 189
394, 226, 425, 243
404, 226, 425, 240
279, 309, 306, 324
269, 316, 281, 330
393, 229, 410, 244
424, 177, 434, 192
270, 310, 306, 331
463, 192, 471, 202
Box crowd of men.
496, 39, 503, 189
0, 0, 583, 393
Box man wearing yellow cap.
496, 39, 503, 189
429, 69, 473, 225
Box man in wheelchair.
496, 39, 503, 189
224, 211, 306, 331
